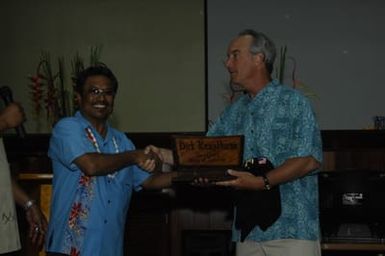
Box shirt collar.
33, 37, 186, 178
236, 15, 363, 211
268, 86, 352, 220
243, 79, 279, 103
74, 111, 112, 142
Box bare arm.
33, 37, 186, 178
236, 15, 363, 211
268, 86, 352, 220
141, 172, 178, 190
74, 149, 159, 176
215, 156, 320, 190
11, 179, 31, 206
11, 179, 48, 248
1, 102, 47, 247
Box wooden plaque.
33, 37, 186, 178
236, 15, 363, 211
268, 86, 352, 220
172, 135, 244, 183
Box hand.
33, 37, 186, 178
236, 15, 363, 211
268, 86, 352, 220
137, 150, 162, 173
144, 145, 164, 161
192, 177, 213, 187
25, 204, 48, 249
214, 169, 261, 190
144, 145, 174, 165
0, 102, 25, 131
147, 150, 163, 172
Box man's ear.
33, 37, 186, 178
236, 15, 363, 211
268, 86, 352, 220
253, 52, 265, 66
74, 92, 81, 105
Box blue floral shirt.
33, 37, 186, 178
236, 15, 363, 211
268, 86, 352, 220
207, 80, 322, 242
46, 111, 150, 256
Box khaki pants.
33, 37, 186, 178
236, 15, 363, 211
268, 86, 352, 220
236, 239, 321, 256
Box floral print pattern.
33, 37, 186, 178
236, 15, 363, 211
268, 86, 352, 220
63, 173, 95, 254
208, 80, 322, 242
63, 128, 99, 255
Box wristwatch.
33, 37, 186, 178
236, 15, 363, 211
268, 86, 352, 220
261, 174, 271, 190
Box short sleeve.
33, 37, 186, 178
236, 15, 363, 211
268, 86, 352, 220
290, 95, 323, 163
48, 118, 91, 171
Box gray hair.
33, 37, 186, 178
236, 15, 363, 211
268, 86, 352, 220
238, 29, 276, 73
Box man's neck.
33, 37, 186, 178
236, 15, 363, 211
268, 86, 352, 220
79, 111, 108, 138
247, 75, 272, 98
93, 123, 107, 138
84, 118, 107, 138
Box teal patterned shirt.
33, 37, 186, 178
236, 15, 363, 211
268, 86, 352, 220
207, 80, 322, 242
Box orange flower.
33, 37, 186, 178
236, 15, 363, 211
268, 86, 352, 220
68, 202, 83, 228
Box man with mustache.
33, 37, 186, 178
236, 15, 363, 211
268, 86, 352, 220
45, 64, 175, 256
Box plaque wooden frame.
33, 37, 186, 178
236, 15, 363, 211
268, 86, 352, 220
172, 135, 244, 183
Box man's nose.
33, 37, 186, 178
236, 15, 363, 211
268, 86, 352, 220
224, 58, 232, 69
95, 93, 108, 100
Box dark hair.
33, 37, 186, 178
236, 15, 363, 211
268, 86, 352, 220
75, 64, 118, 94
238, 29, 276, 74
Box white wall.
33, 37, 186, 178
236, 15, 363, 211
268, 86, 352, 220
0, 0, 205, 133
207, 0, 385, 129
3, 0, 384, 133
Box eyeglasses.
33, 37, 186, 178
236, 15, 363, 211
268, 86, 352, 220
88, 87, 115, 97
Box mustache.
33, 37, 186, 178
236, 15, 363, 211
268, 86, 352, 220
92, 100, 109, 105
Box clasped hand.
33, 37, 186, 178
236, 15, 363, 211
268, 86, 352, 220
137, 149, 162, 173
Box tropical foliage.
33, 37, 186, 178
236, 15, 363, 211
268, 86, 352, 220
28, 46, 102, 126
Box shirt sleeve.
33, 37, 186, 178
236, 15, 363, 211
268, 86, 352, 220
48, 118, 91, 171
290, 94, 323, 164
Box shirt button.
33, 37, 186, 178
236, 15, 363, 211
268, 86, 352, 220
104, 220, 108, 224
108, 200, 111, 204
251, 130, 254, 133
107, 180, 111, 183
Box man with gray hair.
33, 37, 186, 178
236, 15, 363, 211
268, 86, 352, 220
148, 29, 322, 256
210, 29, 323, 256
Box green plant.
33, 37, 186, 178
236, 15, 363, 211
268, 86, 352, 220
28, 46, 103, 125
275, 46, 319, 99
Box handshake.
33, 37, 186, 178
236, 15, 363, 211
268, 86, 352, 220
136, 145, 165, 173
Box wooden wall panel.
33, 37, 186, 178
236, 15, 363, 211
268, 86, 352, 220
5, 130, 385, 256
